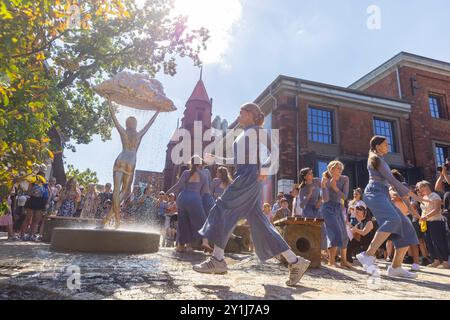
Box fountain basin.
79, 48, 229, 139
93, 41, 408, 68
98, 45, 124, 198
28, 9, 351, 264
49, 228, 160, 254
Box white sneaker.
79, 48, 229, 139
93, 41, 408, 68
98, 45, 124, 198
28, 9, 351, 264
193, 257, 228, 275
387, 266, 418, 279
367, 264, 380, 277
356, 252, 376, 272
286, 256, 311, 287
411, 263, 420, 272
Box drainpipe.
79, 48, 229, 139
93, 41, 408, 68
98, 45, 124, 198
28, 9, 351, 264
268, 86, 279, 194
396, 67, 402, 99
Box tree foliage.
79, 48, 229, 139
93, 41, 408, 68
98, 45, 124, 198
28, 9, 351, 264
0, 0, 209, 202
65, 164, 98, 189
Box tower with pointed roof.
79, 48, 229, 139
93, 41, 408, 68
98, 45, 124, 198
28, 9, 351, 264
163, 73, 213, 190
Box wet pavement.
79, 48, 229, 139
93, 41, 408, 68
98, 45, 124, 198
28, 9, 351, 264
1, 238, 450, 300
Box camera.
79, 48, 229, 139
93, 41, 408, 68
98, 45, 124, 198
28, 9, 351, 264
437, 163, 450, 172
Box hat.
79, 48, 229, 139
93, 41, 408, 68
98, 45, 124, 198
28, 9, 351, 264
159, 191, 165, 195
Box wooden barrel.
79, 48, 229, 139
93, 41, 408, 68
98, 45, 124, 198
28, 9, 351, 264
274, 217, 324, 268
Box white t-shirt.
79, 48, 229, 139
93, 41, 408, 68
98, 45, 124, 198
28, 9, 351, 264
17, 195, 28, 207
292, 195, 303, 216
420, 192, 443, 222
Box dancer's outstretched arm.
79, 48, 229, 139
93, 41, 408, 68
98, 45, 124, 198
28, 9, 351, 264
138, 111, 160, 138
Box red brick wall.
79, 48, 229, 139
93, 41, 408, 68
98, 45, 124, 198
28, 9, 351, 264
362, 65, 450, 181
338, 107, 373, 157
363, 71, 400, 98
272, 104, 297, 179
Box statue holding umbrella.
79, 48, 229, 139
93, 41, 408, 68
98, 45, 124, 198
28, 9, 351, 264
93, 71, 176, 229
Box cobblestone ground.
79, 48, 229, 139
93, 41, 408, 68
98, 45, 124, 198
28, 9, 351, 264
1, 238, 450, 300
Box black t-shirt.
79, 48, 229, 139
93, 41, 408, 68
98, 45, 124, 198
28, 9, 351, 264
356, 218, 377, 246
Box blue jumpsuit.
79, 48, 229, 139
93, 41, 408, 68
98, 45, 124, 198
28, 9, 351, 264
199, 125, 290, 262
299, 178, 322, 218
321, 176, 350, 248
201, 167, 215, 215
211, 178, 226, 200
167, 169, 209, 245
364, 156, 418, 248
298, 178, 327, 249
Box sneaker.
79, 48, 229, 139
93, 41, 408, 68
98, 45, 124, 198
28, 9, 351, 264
411, 263, 421, 272
286, 256, 311, 287
7, 235, 20, 241
386, 257, 392, 262
387, 266, 418, 279
356, 252, 376, 272
30, 234, 40, 242
193, 257, 228, 275
367, 264, 380, 277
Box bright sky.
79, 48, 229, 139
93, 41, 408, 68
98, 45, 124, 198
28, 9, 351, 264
65, 0, 450, 184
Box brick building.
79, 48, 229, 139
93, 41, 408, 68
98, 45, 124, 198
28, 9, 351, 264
255, 52, 450, 201
163, 77, 213, 190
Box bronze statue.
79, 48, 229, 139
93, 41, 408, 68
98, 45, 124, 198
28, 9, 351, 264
101, 101, 159, 229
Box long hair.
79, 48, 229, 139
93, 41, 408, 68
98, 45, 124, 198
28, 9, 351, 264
65, 177, 77, 192
325, 160, 344, 179
299, 167, 313, 189
241, 103, 265, 127
369, 135, 386, 171
217, 166, 232, 186
189, 155, 203, 178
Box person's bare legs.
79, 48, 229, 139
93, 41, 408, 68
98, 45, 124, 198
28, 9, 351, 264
20, 210, 33, 237
328, 247, 337, 266
392, 246, 409, 268
419, 238, 428, 258
366, 231, 391, 256
410, 245, 420, 265
386, 240, 394, 260
340, 248, 353, 269
30, 210, 43, 236
202, 238, 213, 253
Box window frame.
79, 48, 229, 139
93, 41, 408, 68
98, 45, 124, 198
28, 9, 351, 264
307, 106, 335, 144
373, 117, 398, 153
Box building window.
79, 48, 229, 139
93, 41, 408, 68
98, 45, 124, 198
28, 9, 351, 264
429, 95, 444, 119
435, 145, 449, 167
317, 160, 329, 178
196, 111, 203, 121
308, 107, 334, 144
373, 118, 397, 153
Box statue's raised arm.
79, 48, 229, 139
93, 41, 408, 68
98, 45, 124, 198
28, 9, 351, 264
138, 111, 160, 140
108, 101, 126, 137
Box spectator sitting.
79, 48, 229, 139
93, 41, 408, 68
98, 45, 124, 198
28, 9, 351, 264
346, 204, 377, 263
271, 192, 284, 214
273, 198, 291, 222
263, 202, 273, 223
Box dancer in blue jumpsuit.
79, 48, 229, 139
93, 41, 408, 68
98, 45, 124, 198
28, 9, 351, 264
320, 161, 352, 269
357, 136, 427, 278
167, 155, 209, 253
297, 167, 327, 250
193, 103, 310, 287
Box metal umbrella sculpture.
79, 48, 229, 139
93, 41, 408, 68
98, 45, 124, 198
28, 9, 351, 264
93, 71, 176, 229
